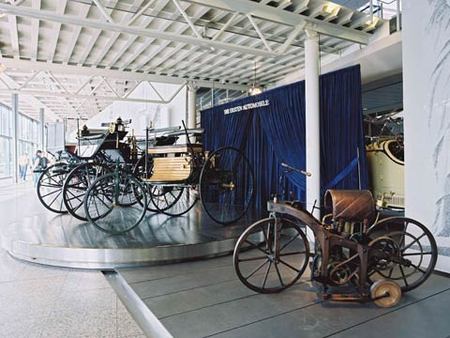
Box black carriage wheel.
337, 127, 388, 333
36, 163, 70, 214
62, 162, 111, 221
367, 217, 437, 292
233, 217, 310, 293
132, 156, 157, 212
84, 172, 147, 234
149, 185, 197, 216
199, 146, 255, 225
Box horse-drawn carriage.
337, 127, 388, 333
36, 118, 255, 234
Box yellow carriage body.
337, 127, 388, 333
366, 139, 404, 208
146, 144, 203, 183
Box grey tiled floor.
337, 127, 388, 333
0, 249, 145, 338
0, 182, 145, 338
119, 257, 450, 338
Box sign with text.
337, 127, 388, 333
224, 99, 270, 115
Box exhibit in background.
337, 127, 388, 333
403, 0, 450, 272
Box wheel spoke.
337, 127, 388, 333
66, 192, 86, 202
274, 262, 285, 287
279, 251, 306, 257
244, 259, 269, 280
279, 233, 300, 252
388, 266, 394, 279
262, 261, 272, 289
238, 256, 268, 262
402, 251, 433, 256
41, 189, 60, 199
279, 259, 301, 273
399, 264, 409, 287
47, 190, 62, 207
408, 262, 427, 274
244, 239, 268, 255
402, 233, 426, 252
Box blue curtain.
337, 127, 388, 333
201, 65, 367, 214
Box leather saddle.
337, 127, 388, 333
324, 189, 375, 223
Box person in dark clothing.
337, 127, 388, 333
32, 150, 48, 187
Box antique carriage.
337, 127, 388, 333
81, 122, 255, 234
36, 118, 138, 217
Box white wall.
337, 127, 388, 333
69, 82, 186, 141
403, 1, 450, 272
278, 31, 402, 86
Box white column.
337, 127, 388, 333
187, 82, 197, 128
39, 107, 45, 151
304, 29, 321, 218
12, 93, 19, 183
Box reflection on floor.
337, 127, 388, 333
1, 183, 256, 249
0, 181, 259, 268
0, 249, 144, 338
118, 256, 450, 338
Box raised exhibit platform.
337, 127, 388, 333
0, 184, 254, 269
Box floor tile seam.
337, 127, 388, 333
139, 271, 309, 302
202, 299, 323, 338
156, 279, 309, 319
158, 293, 259, 320
201, 284, 450, 338
140, 275, 242, 301
323, 286, 450, 338
124, 263, 233, 285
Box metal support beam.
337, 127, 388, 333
184, 0, 370, 44
304, 29, 320, 221
0, 58, 248, 91
246, 14, 273, 52
0, 88, 169, 104
39, 107, 45, 151
172, 0, 203, 40
92, 0, 115, 24
187, 82, 197, 128
0, 3, 277, 57
12, 93, 18, 183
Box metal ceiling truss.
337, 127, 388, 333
0, 0, 385, 120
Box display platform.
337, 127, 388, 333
0, 190, 256, 269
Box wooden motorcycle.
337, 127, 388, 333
233, 163, 437, 308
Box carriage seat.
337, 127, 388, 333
324, 189, 375, 223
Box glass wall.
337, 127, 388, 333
18, 112, 40, 166
0, 105, 12, 178
0, 102, 41, 180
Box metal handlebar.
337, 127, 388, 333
148, 126, 181, 134
166, 128, 204, 137
281, 162, 311, 177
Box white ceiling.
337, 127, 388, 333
0, 0, 385, 120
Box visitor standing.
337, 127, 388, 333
32, 150, 48, 187
18, 152, 29, 181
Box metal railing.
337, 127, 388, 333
360, 0, 402, 32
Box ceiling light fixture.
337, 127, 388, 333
249, 61, 262, 96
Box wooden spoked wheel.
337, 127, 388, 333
63, 162, 110, 221
367, 217, 438, 292
199, 147, 254, 225
233, 217, 309, 293
36, 163, 71, 214
84, 171, 147, 234
149, 185, 197, 217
